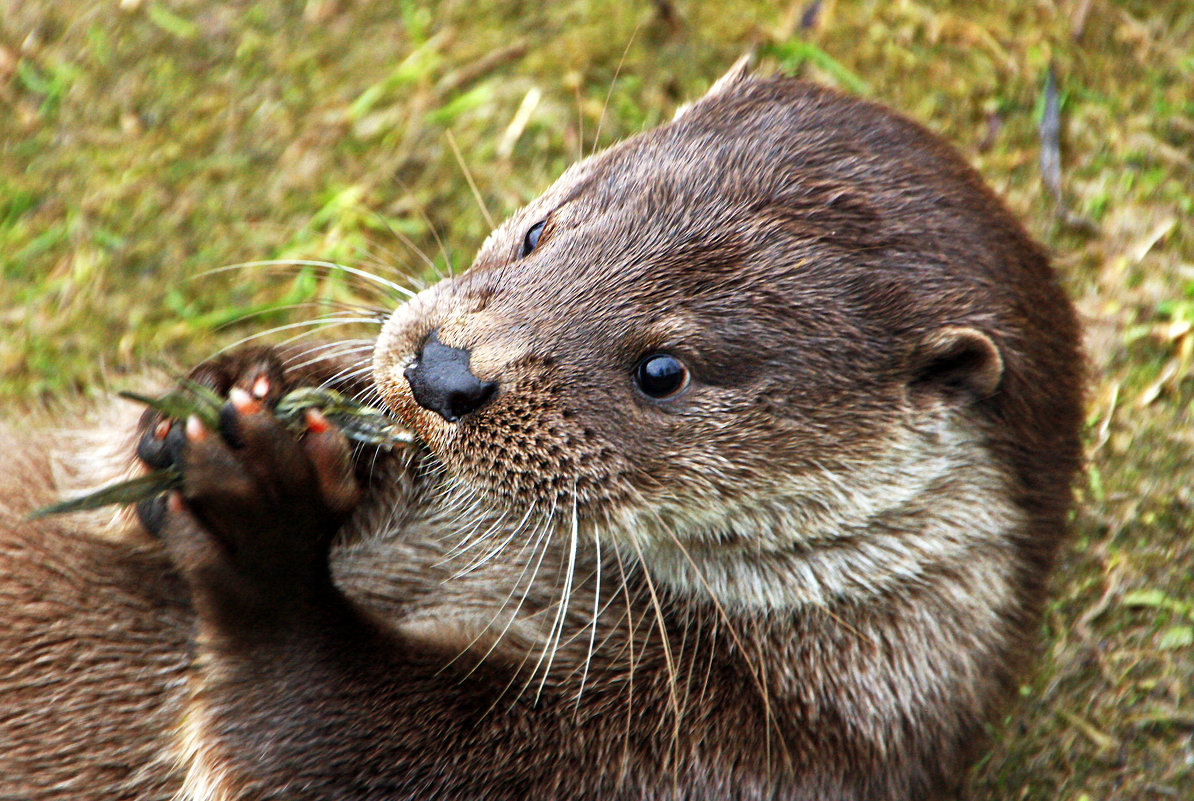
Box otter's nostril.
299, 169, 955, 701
404, 331, 497, 423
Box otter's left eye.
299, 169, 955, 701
634, 354, 689, 399
520, 220, 546, 258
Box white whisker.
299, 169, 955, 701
201, 259, 416, 299
575, 502, 601, 708
533, 488, 579, 701
209, 315, 379, 359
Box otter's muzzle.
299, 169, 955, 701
403, 331, 496, 423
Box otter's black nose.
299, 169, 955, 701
404, 331, 496, 423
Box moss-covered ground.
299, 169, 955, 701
2, 1, 1191, 797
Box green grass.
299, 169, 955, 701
2, 0, 1192, 796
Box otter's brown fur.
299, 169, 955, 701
0, 66, 1082, 800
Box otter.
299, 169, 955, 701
0, 63, 1083, 800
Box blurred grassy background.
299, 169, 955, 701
1, 0, 1191, 797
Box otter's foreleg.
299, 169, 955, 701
142, 363, 576, 801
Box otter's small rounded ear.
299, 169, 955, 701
909, 326, 1004, 403
673, 53, 755, 121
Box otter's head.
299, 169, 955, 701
374, 64, 1082, 611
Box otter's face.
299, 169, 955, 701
376, 142, 899, 541
373, 75, 1064, 606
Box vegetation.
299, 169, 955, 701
2, 0, 1190, 797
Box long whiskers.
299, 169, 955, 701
469, 497, 563, 706
448, 504, 534, 577
199, 259, 416, 300
363, 211, 445, 285
209, 313, 383, 360
531, 487, 580, 702
575, 523, 601, 708
641, 500, 794, 777
627, 535, 681, 753
212, 299, 388, 331
442, 505, 523, 573
436, 500, 550, 681
611, 544, 639, 776
276, 340, 376, 392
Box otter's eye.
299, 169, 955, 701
520, 219, 546, 258
634, 354, 689, 399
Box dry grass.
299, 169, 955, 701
2, 1, 1191, 797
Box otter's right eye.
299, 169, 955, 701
634, 354, 689, 399
520, 220, 546, 258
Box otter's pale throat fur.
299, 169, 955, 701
0, 63, 1082, 801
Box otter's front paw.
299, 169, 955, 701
136, 351, 360, 633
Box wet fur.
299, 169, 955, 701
1, 70, 1082, 800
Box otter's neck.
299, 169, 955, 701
634, 418, 1023, 614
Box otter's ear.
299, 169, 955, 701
908, 326, 1004, 404
673, 53, 754, 121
